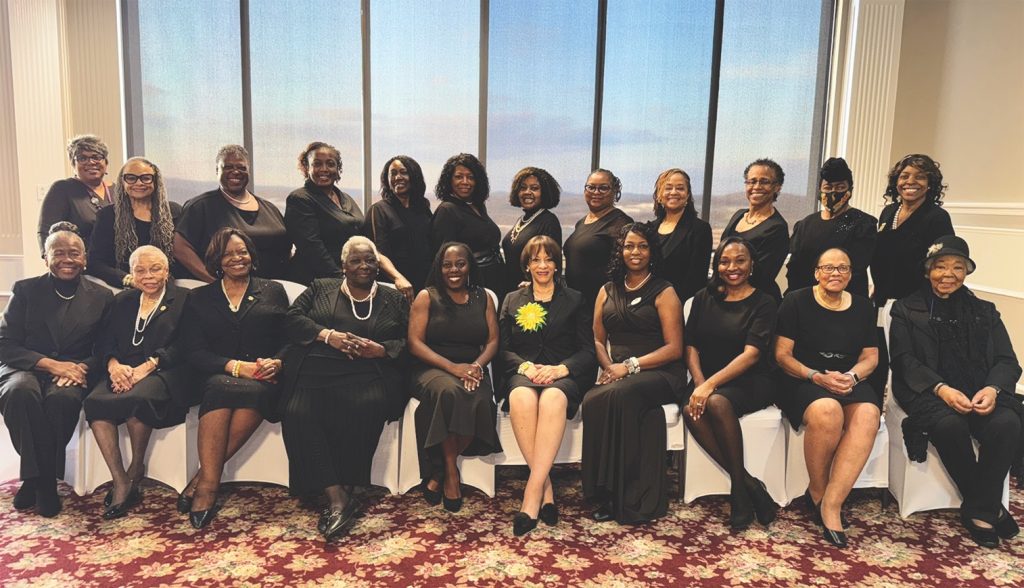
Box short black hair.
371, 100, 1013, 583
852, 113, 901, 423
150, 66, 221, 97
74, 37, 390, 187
204, 227, 259, 278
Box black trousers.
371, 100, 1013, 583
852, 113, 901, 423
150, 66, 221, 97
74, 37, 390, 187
0, 371, 84, 480
930, 406, 1021, 522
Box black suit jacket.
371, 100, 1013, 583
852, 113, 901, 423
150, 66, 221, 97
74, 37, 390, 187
97, 282, 189, 368
284, 182, 364, 286
498, 284, 597, 398
181, 277, 289, 374
656, 211, 712, 304
0, 274, 113, 382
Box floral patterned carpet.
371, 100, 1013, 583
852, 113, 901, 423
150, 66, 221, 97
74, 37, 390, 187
0, 466, 1021, 587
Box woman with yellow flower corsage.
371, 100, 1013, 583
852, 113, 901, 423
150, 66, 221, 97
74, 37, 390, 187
177, 228, 289, 529
499, 236, 596, 536
84, 245, 195, 520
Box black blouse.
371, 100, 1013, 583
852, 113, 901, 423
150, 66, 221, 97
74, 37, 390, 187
776, 287, 876, 373
500, 209, 562, 294
786, 207, 877, 298
285, 181, 364, 286
685, 288, 776, 379
722, 208, 790, 303
364, 197, 434, 292
564, 208, 633, 306
181, 277, 289, 374
176, 189, 290, 280
655, 211, 712, 304
37, 178, 111, 254
88, 202, 183, 288
871, 201, 954, 305
430, 198, 502, 256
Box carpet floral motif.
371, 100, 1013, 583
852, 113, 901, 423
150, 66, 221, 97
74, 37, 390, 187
0, 467, 1020, 587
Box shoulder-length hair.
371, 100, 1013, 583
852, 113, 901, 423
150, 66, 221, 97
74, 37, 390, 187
112, 157, 175, 267
706, 236, 756, 300
204, 227, 259, 278
652, 167, 695, 219
379, 155, 428, 211
508, 167, 561, 209
606, 222, 663, 284
434, 153, 490, 206
883, 153, 946, 205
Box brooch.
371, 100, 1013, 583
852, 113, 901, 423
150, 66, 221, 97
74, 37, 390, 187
630, 297, 642, 306
926, 243, 943, 257
515, 302, 547, 332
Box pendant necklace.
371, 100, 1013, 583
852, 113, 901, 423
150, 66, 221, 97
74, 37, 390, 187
222, 278, 250, 313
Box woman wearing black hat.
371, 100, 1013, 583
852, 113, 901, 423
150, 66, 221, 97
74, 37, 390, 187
889, 235, 1022, 548
786, 158, 877, 298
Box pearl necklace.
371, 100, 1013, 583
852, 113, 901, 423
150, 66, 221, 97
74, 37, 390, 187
132, 288, 166, 347
508, 209, 546, 244
891, 201, 904, 229
624, 272, 653, 292
341, 278, 377, 321
221, 188, 253, 206
222, 278, 249, 313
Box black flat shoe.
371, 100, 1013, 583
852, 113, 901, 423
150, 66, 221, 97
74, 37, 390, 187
421, 476, 443, 506
102, 485, 141, 520
322, 500, 360, 540
13, 479, 36, 510
591, 503, 614, 523
962, 512, 999, 548
805, 489, 848, 528
189, 505, 219, 529
747, 477, 777, 527
729, 494, 755, 532
996, 507, 1019, 540
539, 503, 559, 526
820, 505, 848, 548
35, 488, 61, 518
513, 512, 538, 536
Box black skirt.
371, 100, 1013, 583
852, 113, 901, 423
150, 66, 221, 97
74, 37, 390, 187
681, 373, 775, 418
777, 376, 880, 430
501, 373, 584, 419
83, 366, 194, 428
197, 374, 280, 421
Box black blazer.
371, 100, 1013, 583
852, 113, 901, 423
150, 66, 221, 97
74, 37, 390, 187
97, 282, 189, 368
181, 277, 289, 374
0, 275, 113, 382
285, 181, 364, 286
889, 288, 1021, 406
656, 211, 712, 303
498, 284, 597, 397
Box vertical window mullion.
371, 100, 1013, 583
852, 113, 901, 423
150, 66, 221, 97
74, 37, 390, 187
590, 0, 608, 171
701, 0, 725, 222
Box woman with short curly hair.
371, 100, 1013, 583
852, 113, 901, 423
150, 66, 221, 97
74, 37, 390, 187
37, 134, 115, 254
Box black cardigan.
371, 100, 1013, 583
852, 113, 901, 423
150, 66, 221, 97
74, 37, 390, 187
0, 274, 113, 382
655, 211, 712, 304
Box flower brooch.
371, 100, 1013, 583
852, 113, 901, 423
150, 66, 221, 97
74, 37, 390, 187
515, 302, 547, 332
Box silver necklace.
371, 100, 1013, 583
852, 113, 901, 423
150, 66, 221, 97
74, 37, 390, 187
222, 278, 250, 313
54, 288, 76, 301
624, 272, 653, 292
132, 288, 166, 347
341, 278, 377, 321
509, 209, 546, 244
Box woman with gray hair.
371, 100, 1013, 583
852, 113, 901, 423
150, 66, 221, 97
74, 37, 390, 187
88, 157, 182, 288
37, 134, 115, 253
280, 235, 410, 540
174, 144, 290, 282
83, 245, 194, 519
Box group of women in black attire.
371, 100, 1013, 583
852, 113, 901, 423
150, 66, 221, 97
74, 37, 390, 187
3, 137, 1019, 550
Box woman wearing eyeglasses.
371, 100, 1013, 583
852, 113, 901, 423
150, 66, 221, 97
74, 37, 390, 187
37, 135, 114, 254
774, 247, 880, 548
722, 159, 790, 302
563, 169, 634, 306
89, 158, 182, 288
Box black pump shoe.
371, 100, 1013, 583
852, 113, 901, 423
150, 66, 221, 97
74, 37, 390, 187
962, 512, 999, 548
102, 484, 142, 520
996, 507, 1019, 540
805, 489, 848, 528
421, 475, 443, 506
747, 477, 777, 527
591, 503, 614, 522
539, 503, 559, 526
13, 479, 36, 510
443, 493, 463, 513
513, 512, 538, 536
729, 493, 755, 532
820, 505, 848, 548
189, 505, 219, 529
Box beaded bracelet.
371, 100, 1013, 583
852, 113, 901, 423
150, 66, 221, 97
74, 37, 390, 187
231, 360, 241, 378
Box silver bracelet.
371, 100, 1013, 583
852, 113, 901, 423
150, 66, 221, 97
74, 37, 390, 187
807, 369, 821, 381
626, 356, 641, 375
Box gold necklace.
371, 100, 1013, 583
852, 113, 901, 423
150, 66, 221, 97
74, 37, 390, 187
814, 285, 844, 310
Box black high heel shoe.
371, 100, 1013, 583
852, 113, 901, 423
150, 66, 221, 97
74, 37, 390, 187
178, 476, 200, 514
819, 504, 848, 548
996, 507, 1019, 540
539, 503, 559, 526
805, 489, 848, 528
442, 470, 463, 513
747, 477, 777, 527
513, 512, 538, 536
189, 505, 219, 529
420, 473, 443, 506
102, 483, 142, 520
729, 488, 755, 532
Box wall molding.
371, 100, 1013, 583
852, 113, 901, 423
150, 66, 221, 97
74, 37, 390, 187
945, 202, 1024, 217
967, 283, 1024, 301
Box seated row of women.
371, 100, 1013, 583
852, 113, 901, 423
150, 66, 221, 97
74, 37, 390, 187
38, 136, 955, 317
4, 219, 1017, 551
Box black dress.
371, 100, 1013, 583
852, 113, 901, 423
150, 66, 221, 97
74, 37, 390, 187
411, 287, 501, 480
37, 178, 110, 254
0, 275, 112, 480
285, 181, 364, 286
775, 287, 879, 428
431, 198, 506, 299
176, 189, 290, 280
655, 210, 712, 304
785, 207, 877, 298
87, 202, 184, 288
682, 288, 777, 416
581, 278, 686, 523
84, 284, 194, 428
870, 201, 954, 305
722, 209, 790, 302
364, 197, 433, 292
280, 280, 409, 495
498, 284, 596, 418
181, 277, 289, 419
500, 209, 562, 295
564, 208, 633, 306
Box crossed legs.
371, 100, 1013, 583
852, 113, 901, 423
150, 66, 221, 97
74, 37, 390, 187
188, 407, 263, 511
509, 386, 567, 517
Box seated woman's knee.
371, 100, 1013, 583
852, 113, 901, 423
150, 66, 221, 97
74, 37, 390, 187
704, 393, 733, 415
804, 398, 844, 430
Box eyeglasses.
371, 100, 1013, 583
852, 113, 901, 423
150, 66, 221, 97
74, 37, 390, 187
584, 184, 612, 194
75, 154, 105, 164
816, 264, 851, 275
743, 179, 776, 187
123, 173, 155, 185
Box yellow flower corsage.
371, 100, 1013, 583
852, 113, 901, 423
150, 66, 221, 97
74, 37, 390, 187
515, 302, 547, 332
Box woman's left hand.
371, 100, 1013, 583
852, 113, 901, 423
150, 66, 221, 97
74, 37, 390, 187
253, 358, 282, 380
393, 276, 414, 302
129, 362, 156, 386
531, 364, 569, 385
687, 381, 715, 420
597, 363, 628, 385
971, 386, 998, 415
349, 336, 387, 359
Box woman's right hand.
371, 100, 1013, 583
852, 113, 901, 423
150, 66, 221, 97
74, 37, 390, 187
46, 360, 88, 387
937, 384, 974, 414
814, 370, 853, 395
108, 360, 135, 393
448, 363, 482, 391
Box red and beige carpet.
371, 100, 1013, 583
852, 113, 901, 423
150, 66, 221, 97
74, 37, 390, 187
0, 467, 1021, 587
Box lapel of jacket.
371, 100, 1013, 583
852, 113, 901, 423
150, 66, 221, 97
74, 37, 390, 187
60, 278, 101, 344
39, 276, 64, 349
236, 278, 263, 323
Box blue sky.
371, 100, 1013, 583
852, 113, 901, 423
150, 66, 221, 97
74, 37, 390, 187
138, 0, 825, 228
